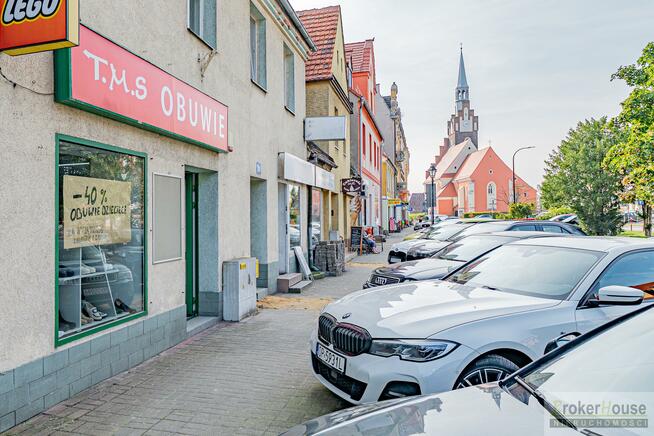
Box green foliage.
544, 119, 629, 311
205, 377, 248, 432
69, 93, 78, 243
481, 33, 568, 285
509, 202, 535, 219
605, 42, 654, 236
540, 118, 624, 235
536, 206, 575, 220
463, 211, 504, 218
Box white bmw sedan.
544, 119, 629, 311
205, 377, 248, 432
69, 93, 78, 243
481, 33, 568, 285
310, 237, 654, 404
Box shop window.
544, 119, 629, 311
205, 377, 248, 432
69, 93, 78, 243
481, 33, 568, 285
309, 188, 322, 264
250, 3, 267, 89
57, 138, 146, 345
283, 43, 295, 112
289, 184, 301, 249
188, 0, 217, 49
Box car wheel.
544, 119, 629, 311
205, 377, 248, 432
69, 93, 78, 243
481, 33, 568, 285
454, 354, 519, 389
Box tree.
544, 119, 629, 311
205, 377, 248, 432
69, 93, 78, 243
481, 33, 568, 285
540, 118, 624, 235
509, 202, 535, 219
604, 42, 654, 237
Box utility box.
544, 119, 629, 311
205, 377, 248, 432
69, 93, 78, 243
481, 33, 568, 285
222, 257, 257, 321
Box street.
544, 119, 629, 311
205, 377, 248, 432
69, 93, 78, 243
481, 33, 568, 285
6, 232, 407, 436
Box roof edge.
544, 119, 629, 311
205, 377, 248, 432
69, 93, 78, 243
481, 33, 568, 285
278, 0, 317, 51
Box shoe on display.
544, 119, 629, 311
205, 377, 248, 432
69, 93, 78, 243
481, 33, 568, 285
79, 264, 96, 275
81, 312, 93, 325
82, 301, 103, 321
115, 299, 137, 314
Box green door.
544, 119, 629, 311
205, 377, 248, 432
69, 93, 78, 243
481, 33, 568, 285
185, 172, 199, 318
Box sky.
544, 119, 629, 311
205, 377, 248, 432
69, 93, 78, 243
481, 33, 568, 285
289, 0, 654, 194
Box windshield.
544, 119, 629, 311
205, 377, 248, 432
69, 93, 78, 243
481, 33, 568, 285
422, 224, 470, 241
433, 235, 515, 262
449, 222, 512, 240
506, 307, 654, 430
447, 244, 603, 299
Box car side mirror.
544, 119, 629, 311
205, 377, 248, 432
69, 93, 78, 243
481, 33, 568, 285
544, 332, 581, 354
594, 286, 644, 306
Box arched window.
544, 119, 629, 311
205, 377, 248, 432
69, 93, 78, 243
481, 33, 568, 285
487, 182, 497, 211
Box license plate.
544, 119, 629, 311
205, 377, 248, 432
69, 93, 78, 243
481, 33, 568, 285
389, 256, 401, 263
316, 343, 346, 373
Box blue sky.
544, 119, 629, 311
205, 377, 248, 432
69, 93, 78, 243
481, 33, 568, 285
290, 0, 654, 194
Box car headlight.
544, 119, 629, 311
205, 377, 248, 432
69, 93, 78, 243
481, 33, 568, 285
368, 340, 458, 362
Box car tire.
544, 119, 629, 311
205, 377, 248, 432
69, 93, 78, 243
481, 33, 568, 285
454, 354, 519, 389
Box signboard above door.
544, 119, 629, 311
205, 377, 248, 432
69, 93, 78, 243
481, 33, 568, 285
54, 25, 230, 153
304, 116, 347, 141
1, 0, 79, 55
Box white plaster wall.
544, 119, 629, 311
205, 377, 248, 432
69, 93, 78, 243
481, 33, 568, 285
0, 0, 308, 371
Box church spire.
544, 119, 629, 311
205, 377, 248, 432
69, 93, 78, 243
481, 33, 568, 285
455, 45, 469, 107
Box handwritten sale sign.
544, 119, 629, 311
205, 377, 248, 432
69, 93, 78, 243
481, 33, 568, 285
63, 175, 132, 249
55, 25, 229, 153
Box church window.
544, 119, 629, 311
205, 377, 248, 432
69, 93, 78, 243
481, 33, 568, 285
487, 182, 497, 211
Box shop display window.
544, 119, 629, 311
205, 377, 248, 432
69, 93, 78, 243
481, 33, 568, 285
289, 184, 301, 248
56, 138, 146, 344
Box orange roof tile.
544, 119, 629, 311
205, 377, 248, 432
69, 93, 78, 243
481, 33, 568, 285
297, 6, 341, 82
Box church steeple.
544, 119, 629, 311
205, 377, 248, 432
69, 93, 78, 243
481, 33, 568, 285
446, 45, 478, 148
455, 46, 469, 110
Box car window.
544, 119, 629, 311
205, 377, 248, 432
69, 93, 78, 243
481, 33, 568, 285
433, 235, 515, 262
449, 222, 510, 240
510, 224, 538, 231
541, 224, 565, 234
448, 245, 604, 300
424, 225, 471, 241
589, 250, 654, 300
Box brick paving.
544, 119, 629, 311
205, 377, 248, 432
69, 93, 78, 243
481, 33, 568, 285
7, 230, 411, 436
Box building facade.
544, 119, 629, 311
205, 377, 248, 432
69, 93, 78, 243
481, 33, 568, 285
0, 0, 320, 429
297, 5, 353, 255
346, 40, 383, 230
425, 49, 536, 216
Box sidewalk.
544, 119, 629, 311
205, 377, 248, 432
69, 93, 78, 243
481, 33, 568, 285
7, 230, 411, 436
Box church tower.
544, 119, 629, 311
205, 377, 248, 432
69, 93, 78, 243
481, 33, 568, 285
446, 47, 479, 148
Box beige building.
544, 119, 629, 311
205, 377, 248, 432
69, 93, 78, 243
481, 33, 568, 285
297, 6, 353, 251
0, 0, 317, 429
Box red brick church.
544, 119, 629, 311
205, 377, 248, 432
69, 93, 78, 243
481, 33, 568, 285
425, 49, 537, 216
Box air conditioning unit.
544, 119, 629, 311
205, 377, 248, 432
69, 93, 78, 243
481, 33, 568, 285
222, 257, 257, 321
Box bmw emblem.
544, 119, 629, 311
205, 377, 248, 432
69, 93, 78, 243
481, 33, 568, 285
342, 313, 351, 319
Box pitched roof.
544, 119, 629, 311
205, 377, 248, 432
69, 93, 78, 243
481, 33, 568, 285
297, 6, 341, 82
437, 183, 457, 198
457, 48, 469, 89
454, 147, 490, 181
382, 95, 392, 109
345, 39, 374, 73
435, 137, 475, 176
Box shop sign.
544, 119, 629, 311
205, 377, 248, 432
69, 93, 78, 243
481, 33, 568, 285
0, 0, 79, 55
62, 175, 132, 249
304, 116, 347, 141
279, 152, 314, 186
315, 166, 336, 192
342, 177, 362, 194
388, 198, 401, 206
54, 25, 229, 153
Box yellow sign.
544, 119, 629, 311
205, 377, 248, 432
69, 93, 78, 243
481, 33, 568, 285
63, 175, 132, 249
0, 0, 79, 55
388, 198, 401, 206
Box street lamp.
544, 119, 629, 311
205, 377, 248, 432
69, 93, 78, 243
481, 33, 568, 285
428, 163, 437, 224
512, 146, 535, 204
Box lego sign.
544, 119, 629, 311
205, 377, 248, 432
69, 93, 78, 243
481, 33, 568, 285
55, 25, 230, 153
0, 0, 79, 55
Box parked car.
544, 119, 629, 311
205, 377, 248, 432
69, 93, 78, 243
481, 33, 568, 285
389, 223, 473, 263
310, 237, 653, 404
405, 220, 585, 261
289, 304, 654, 435
364, 231, 558, 288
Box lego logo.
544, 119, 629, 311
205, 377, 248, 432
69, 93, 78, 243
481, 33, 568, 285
2, 0, 62, 25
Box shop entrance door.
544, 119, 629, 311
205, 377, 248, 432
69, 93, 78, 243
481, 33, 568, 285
185, 172, 199, 318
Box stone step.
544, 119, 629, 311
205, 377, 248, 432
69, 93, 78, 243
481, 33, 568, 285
288, 280, 313, 294
277, 273, 303, 293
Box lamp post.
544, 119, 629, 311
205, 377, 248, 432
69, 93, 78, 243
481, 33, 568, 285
428, 163, 437, 224
512, 146, 535, 204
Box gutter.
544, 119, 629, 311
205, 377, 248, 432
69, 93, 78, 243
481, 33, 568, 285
278, 0, 317, 51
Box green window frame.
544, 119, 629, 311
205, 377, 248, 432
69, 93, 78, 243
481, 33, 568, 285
55, 134, 148, 347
